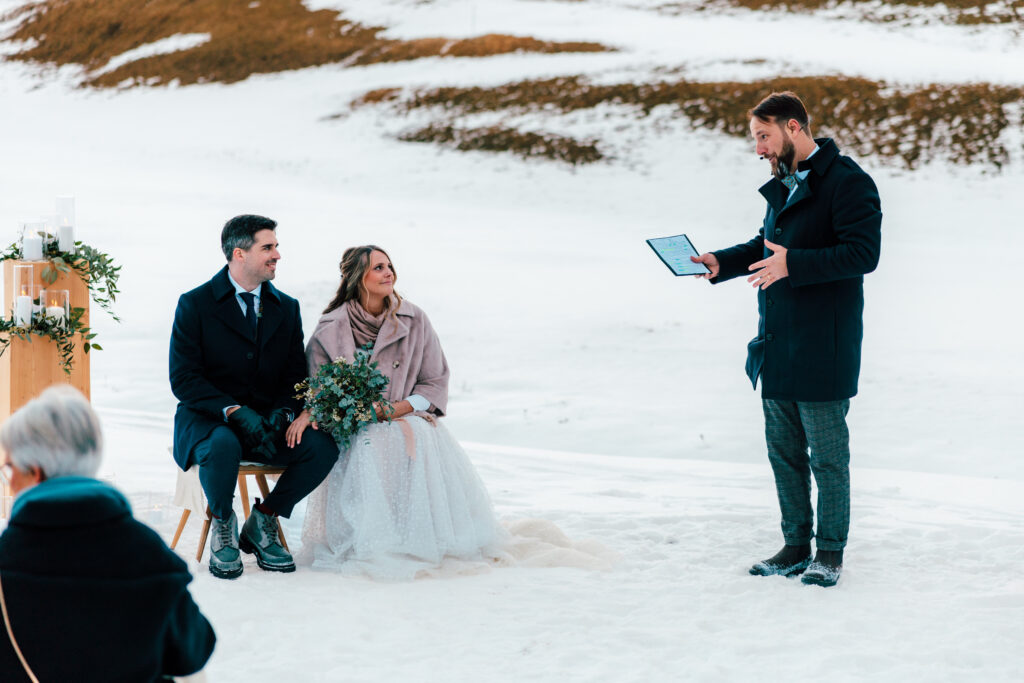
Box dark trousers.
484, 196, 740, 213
762, 399, 851, 551
194, 425, 338, 519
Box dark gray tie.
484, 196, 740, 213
239, 292, 258, 336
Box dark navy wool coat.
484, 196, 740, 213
0, 477, 215, 681
170, 266, 307, 469
712, 138, 882, 402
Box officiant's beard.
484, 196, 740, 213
772, 138, 797, 180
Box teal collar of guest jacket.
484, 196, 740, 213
210, 265, 284, 344
9, 476, 129, 529
759, 138, 837, 211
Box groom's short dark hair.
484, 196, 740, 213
221, 214, 277, 261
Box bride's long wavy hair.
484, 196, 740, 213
323, 245, 402, 323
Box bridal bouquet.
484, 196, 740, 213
294, 344, 393, 450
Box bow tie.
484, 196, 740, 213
780, 174, 799, 191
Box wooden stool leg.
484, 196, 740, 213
196, 505, 212, 563
277, 519, 289, 551
254, 473, 272, 499
238, 474, 251, 520
255, 474, 289, 551
171, 509, 191, 550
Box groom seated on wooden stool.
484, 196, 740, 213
170, 214, 338, 579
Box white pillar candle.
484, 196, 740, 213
15, 295, 32, 326
58, 224, 75, 253
23, 234, 43, 261
55, 196, 75, 228
46, 306, 66, 323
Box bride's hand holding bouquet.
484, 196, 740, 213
373, 400, 413, 421
288, 344, 394, 450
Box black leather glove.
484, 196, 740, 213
227, 406, 277, 459
266, 408, 294, 441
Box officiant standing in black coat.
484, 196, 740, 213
692, 91, 882, 587
170, 214, 338, 579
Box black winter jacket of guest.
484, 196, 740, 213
170, 266, 307, 469
712, 138, 882, 401
0, 477, 215, 682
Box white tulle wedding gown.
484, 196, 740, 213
299, 416, 510, 579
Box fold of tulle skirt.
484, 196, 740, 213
299, 417, 506, 579
298, 417, 617, 579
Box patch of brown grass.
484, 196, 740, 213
398, 124, 604, 165
368, 75, 1024, 169
662, 0, 1023, 25
354, 88, 403, 107
1, 0, 612, 88
353, 34, 609, 66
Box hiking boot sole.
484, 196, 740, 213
240, 535, 296, 573
801, 574, 839, 587
801, 567, 841, 587
749, 557, 812, 577
209, 562, 243, 580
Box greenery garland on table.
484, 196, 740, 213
0, 308, 99, 375
0, 239, 118, 374
0, 239, 121, 321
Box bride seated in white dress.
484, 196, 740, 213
289, 246, 613, 579
287, 245, 506, 578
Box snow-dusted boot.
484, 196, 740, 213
801, 549, 843, 587
749, 544, 812, 577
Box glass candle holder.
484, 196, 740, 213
20, 221, 45, 261
55, 196, 76, 253
39, 217, 58, 251
55, 196, 75, 227
12, 264, 35, 326
40, 289, 69, 326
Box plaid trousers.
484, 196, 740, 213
762, 399, 851, 551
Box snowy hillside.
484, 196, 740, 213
0, 0, 1021, 680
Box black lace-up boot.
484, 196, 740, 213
801, 549, 843, 587
749, 544, 812, 577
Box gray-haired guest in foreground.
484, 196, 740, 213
692, 91, 882, 587
0, 386, 216, 682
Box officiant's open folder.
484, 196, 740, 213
646, 234, 710, 276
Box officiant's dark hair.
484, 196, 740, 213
324, 245, 402, 322
221, 214, 277, 261
750, 91, 811, 135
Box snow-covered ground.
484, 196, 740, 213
0, 0, 1022, 680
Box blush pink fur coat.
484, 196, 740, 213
305, 299, 449, 417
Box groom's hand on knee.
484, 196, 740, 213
266, 408, 293, 441
228, 406, 277, 457
251, 439, 278, 460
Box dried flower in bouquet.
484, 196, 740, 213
294, 344, 393, 450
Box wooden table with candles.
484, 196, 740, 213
0, 259, 90, 421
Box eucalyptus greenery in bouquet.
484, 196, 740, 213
294, 344, 393, 450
